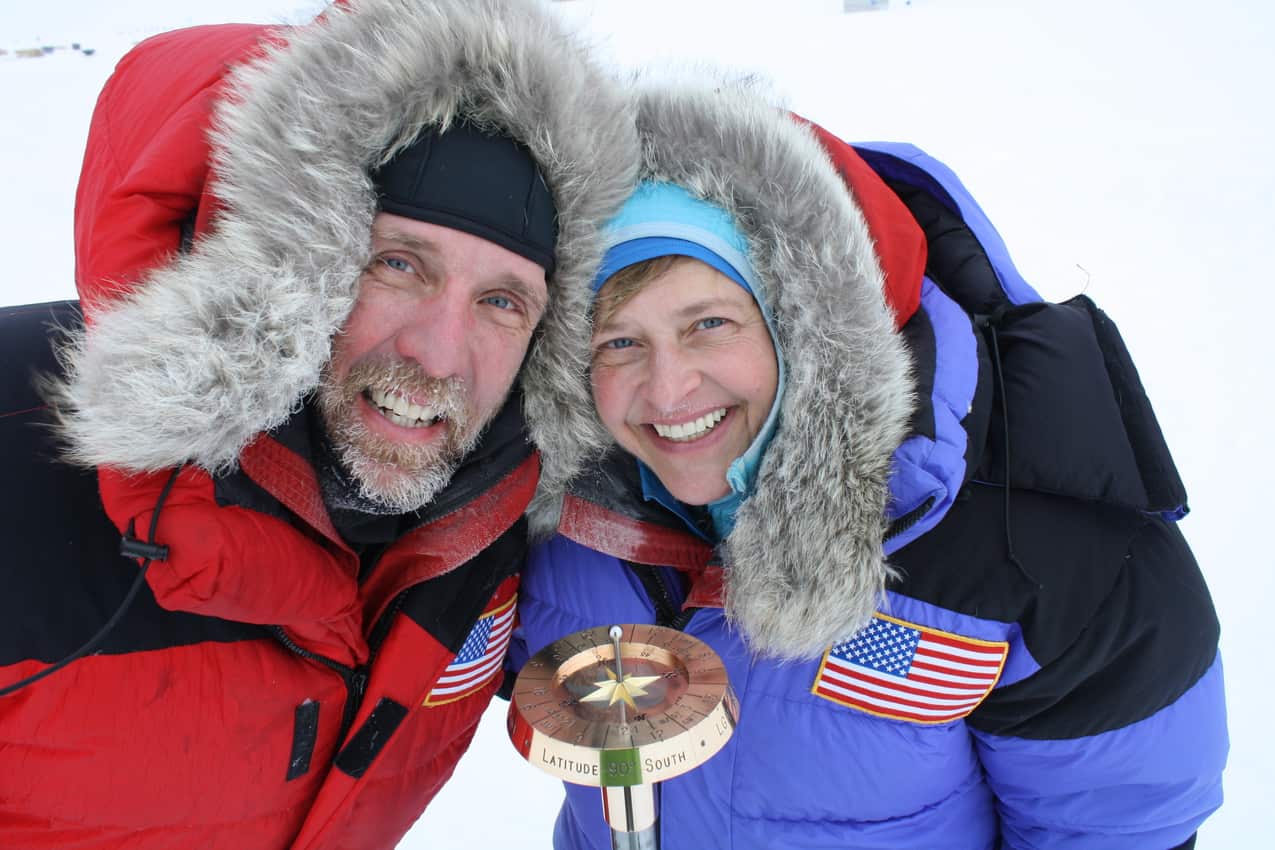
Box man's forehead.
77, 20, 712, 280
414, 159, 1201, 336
370, 227, 439, 259
370, 212, 441, 249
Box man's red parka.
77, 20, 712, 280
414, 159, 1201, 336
0, 1, 637, 847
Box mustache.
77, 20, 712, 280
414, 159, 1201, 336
316, 356, 476, 513
342, 358, 469, 425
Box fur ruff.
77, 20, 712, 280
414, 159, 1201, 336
47, 0, 637, 504
542, 77, 916, 658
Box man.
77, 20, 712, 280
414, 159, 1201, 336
0, 1, 634, 848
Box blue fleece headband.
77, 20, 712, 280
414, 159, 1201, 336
592, 182, 761, 296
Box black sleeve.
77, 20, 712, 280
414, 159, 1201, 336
969, 517, 1219, 739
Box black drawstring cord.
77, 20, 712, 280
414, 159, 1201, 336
0, 465, 184, 697
982, 314, 1043, 589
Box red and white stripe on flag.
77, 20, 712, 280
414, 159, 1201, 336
423, 595, 516, 706
812, 613, 1008, 724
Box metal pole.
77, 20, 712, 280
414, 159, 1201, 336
603, 626, 658, 849
603, 784, 659, 850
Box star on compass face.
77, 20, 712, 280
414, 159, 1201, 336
579, 667, 662, 709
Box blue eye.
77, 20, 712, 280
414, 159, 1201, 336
696, 317, 726, 330
482, 294, 515, 310
381, 256, 414, 273
601, 338, 634, 350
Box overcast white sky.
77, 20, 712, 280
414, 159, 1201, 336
3, 1, 1271, 846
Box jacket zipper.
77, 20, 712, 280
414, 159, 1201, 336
367, 591, 408, 655
624, 560, 696, 850
267, 582, 416, 748
269, 625, 369, 741
884, 496, 936, 544
626, 561, 695, 631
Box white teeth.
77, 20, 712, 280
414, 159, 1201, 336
652, 408, 727, 442
368, 387, 439, 429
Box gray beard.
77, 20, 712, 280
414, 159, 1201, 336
315, 358, 476, 515
316, 439, 461, 515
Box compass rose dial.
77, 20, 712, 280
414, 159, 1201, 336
580, 667, 663, 709
509, 624, 738, 788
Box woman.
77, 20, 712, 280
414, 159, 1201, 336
512, 79, 1225, 849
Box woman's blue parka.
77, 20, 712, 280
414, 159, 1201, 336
510, 82, 1226, 850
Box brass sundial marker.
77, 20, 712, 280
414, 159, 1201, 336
509, 624, 738, 849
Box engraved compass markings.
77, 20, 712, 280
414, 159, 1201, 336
663, 713, 690, 733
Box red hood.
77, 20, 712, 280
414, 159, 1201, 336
56, 2, 638, 484
799, 116, 925, 329
73, 23, 276, 312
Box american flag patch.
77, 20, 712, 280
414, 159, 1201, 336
812, 613, 1008, 724
423, 595, 516, 706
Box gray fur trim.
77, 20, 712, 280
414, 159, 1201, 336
554, 77, 915, 658
48, 0, 637, 496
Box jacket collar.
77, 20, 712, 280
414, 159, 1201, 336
224, 389, 535, 552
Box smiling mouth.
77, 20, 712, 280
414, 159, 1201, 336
366, 387, 444, 429
650, 408, 728, 443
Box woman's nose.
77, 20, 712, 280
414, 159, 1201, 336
644, 347, 701, 411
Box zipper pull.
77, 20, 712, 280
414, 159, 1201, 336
339, 667, 370, 738
348, 667, 369, 702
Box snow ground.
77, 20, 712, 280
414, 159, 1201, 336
2, 1, 1270, 846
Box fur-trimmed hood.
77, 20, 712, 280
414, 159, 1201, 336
550, 78, 924, 658
48, 0, 637, 500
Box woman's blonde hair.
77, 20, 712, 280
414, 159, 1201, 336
593, 255, 694, 328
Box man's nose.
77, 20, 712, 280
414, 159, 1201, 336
644, 347, 700, 411
393, 287, 470, 379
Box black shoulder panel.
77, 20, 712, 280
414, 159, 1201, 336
871, 154, 1186, 517
0, 301, 263, 670
881, 176, 1011, 317
890, 484, 1218, 739
969, 515, 1218, 739
398, 516, 526, 654
898, 304, 937, 441
1072, 295, 1187, 515
976, 300, 1149, 507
